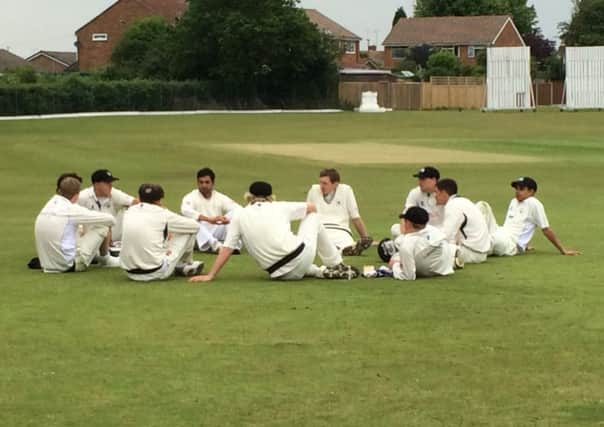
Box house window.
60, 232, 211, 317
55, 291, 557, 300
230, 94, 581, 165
440, 47, 459, 57
92, 33, 108, 42
468, 46, 476, 58
342, 41, 356, 54
391, 47, 408, 59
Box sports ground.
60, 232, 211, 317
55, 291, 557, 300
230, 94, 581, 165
1, 110, 603, 426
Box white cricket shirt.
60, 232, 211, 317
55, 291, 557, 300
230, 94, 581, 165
502, 196, 550, 250
181, 189, 240, 220
78, 186, 135, 217
392, 225, 455, 280
35, 195, 116, 272
440, 195, 490, 253
405, 186, 444, 226
120, 203, 200, 271
223, 201, 307, 276
306, 183, 360, 233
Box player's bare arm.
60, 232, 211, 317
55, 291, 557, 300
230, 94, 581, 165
189, 246, 235, 282
542, 227, 580, 256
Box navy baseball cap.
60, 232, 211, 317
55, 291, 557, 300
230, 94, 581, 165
413, 166, 440, 179
249, 181, 272, 197
138, 183, 164, 203
511, 176, 537, 191
399, 206, 429, 225
91, 169, 119, 183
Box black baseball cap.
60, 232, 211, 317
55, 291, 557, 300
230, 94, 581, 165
399, 206, 429, 225
249, 181, 272, 197
413, 166, 440, 179
91, 169, 119, 183
138, 183, 164, 203
511, 176, 537, 191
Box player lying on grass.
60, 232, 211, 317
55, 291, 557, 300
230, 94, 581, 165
374, 207, 460, 281
477, 176, 580, 256
189, 181, 359, 282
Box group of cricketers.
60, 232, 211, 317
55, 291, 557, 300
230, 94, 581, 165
32, 165, 580, 283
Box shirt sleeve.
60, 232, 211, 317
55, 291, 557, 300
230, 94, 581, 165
280, 202, 308, 221
440, 201, 464, 244
530, 199, 550, 229
223, 212, 241, 249
166, 210, 200, 234
180, 192, 200, 219
392, 241, 417, 281
220, 193, 240, 214
346, 187, 361, 219
111, 188, 135, 209
404, 188, 417, 210
68, 203, 116, 226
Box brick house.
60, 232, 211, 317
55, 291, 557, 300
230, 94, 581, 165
27, 51, 77, 73
0, 49, 30, 72
75, 0, 186, 71
304, 9, 363, 68
383, 15, 525, 69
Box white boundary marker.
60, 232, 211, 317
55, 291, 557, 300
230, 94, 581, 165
563, 46, 604, 110
0, 109, 343, 122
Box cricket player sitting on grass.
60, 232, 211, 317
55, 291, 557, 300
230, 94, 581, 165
306, 168, 372, 256
477, 176, 580, 257
120, 183, 203, 282
181, 167, 241, 253
34, 173, 119, 273
189, 181, 359, 283
434, 178, 490, 264
377, 207, 460, 281
390, 166, 444, 238
77, 169, 139, 254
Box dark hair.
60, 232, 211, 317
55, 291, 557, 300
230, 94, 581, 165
436, 178, 458, 196
57, 176, 81, 199
197, 167, 215, 182
319, 168, 340, 183
56, 172, 82, 191
138, 183, 165, 203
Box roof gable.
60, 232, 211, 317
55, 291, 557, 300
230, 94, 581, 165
383, 15, 515, 47
27, 51, 77, 67
0, 49, 29, 71
304, 9, 361, 41
76, 0, 187, 34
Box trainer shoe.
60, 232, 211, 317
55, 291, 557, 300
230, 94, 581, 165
98, 254, 121, 268
322, 263, 360, 280
177, 261, 204, 277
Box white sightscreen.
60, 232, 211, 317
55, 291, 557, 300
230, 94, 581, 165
486, 47, 533, 110
565, 46, 604, 109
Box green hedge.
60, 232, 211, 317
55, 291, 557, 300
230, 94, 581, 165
0, 79, 213, 116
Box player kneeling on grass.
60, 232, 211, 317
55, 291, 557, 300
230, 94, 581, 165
189, 181, 359, 283
434, 178, 490, 264
34, 173, 118, 273
476, 177, 580, 257
120, 184, 203, 282
374, 207, 460, 281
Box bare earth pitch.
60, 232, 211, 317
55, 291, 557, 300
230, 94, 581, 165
218, 143, 541, 164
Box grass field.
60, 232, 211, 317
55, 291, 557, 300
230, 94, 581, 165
1, 111, 603, 426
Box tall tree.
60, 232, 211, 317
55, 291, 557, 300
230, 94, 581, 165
496, 0, 537, 36
110, 17, 175, 79
560, 0, 604, 46
392, 6, 407, 27
172, 0, 339, 105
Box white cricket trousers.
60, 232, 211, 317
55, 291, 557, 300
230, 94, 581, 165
475, 201, 518, 257
196, 222, 229, 251
126, 233, 196, 282
75, 225, 109, 271
277, 213, 343, 280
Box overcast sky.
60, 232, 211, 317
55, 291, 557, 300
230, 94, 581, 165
0, 0, 573, 58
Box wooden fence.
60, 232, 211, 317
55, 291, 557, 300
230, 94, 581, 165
339, 78, 564, 110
